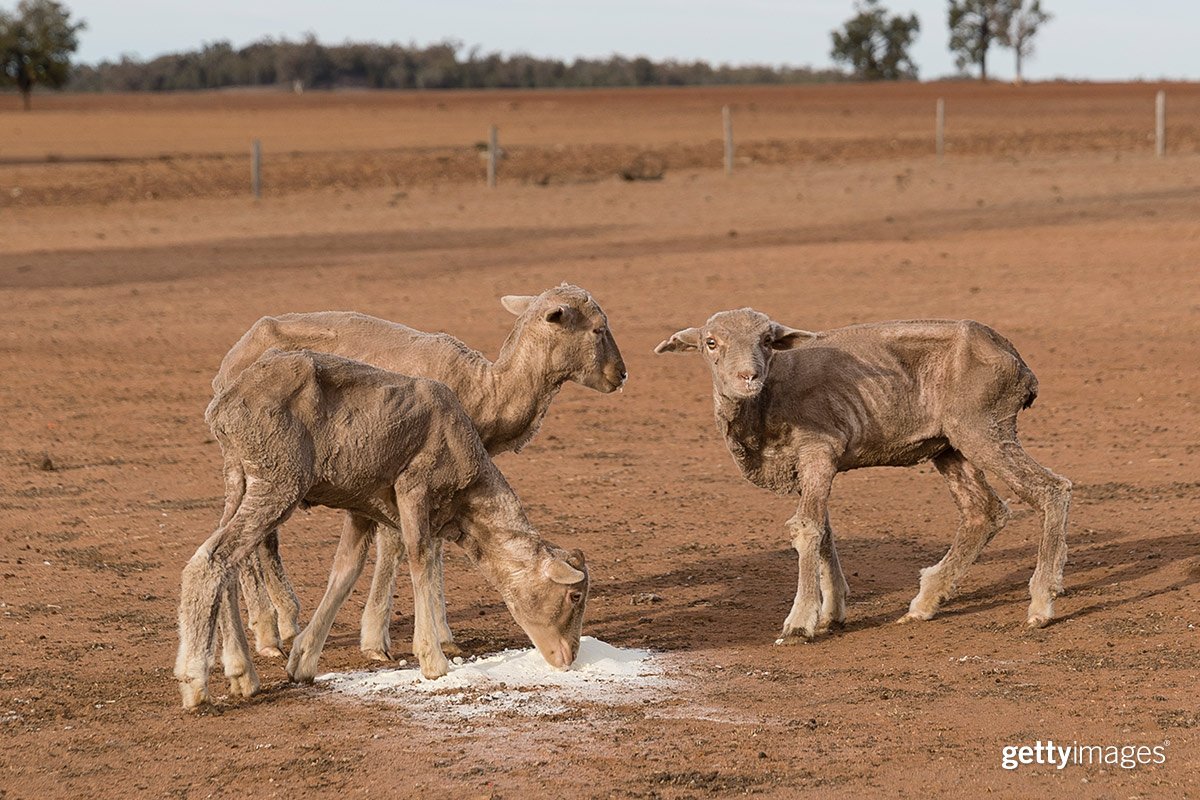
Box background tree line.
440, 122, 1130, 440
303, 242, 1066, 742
66, 37, 846, 92
3, 0, 1054, 109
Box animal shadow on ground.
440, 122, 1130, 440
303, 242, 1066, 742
540, 516, 1198, 651
940, 525, 1200, 624
333, 485, 1197, 658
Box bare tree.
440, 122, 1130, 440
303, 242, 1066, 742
1001, 0, 1052, 83
0, 0, 85, 110
947, 0, 1013, 81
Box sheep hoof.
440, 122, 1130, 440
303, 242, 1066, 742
287, 667, 315, 684
773, 634, 808, 646
1026, 615, 1052, 629
286, 650, 317, 684
441, 641, 463, 659
421, 664, 449, 680
227, 671, 260, 700
258, 646, 285, 658
898, 602, 938, 623
779, 627, 817, 641
180, 682, 210, 711
362, 648, 391, 662
418, 652, 450, 680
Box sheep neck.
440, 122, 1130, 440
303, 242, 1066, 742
714, 387, 766, 458
454, 480, 541, 596
712, 385, 796, 493
480, 320, 572, 454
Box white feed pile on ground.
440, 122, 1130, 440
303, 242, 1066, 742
315, 637, 669, 718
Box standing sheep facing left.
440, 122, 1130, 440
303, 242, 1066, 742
176, 348, 588, 710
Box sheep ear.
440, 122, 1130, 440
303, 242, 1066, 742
770, 323, 817, 351
501, 295, 536, 316
544, 558, 585, 585
654, 327, 701, 354
567, 548, 586, 569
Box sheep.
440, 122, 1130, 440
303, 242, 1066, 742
177, 348, 589, 710
655, 309, 1070, 640
210, 284, 624, 661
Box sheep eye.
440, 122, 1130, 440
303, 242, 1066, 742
593, 326, 607, 336
568, 590, 584, 604
705, 338, 718, 350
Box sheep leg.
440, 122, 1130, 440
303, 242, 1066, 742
287, 514, 373, 683
258, 529, 302, 644
218, 579, 260, 700
357, 515, 394, 661
214, 469, 260, 697
779, 465, 835, 643
176, 478, 296, 710
359, 525, 460, 661
900, 449, 1009, 623
398, 494, 449, 680
177, 531, 226, 710
220, 459, 287, 659
961, 438, 1070, 627
430, 538, 463, 657
816, 514, 849, 632
239, 549, 285, 657
238, 533, 302, 658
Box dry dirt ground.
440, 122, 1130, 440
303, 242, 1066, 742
2, 81, 1198, 205
1, 85, 1198, 798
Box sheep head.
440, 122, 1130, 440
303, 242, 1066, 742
655, 308, 816, 399
501, 284, 627, 393
502, 544, 589, 670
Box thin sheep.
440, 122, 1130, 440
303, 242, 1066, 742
656, 310, 1070, 640
177, 348, 589, 710
211, 284, 624, 660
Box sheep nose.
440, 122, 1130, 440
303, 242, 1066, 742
737, 370, 758, 381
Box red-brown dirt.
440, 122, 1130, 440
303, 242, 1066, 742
1, 85, 1198, 799
2, 82, 1198, 206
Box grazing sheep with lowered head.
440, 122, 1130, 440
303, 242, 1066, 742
177, 348, 588, 710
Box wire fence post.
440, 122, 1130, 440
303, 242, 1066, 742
722, 105, 733, 176
487, 125, 498, 188
1155, 90, 1166, 158
251, 139, 262, 198
936, 98, 945, 162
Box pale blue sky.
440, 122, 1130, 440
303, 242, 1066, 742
66, 1, 1198, 82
